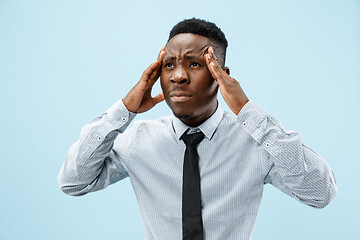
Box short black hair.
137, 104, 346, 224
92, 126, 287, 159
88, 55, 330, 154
167, 18, 228, 66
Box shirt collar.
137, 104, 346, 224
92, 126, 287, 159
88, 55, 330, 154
172, 104, 224, 140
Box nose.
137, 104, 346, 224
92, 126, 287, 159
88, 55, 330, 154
170, 67, 189, 84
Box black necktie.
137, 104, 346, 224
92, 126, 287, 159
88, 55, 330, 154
181, 131, 205, 240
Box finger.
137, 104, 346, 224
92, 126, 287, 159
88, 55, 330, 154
153, 92, 164, 105
157, 46, 165, 61
148, 57, 163, 82
141, 47, 165, 83
147, 48, 166, 85
141, 60, 161, 81
208, 47, 222, 71
208, 48, 231, 83
149, 47, 165, 80
147, 66, 161, 88
149, 66, 160, 80
205, 53, 225, 85
142, 46, 166, 79
208, 46, 218, 61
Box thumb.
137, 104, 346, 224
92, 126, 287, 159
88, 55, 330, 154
153, 92, 165, 105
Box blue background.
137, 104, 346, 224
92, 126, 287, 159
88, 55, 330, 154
0, 0, 359, 239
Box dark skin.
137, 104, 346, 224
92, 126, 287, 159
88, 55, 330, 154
160, 34, 218, 126
123, 33, 249, 127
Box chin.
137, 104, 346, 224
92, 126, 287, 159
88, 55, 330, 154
165, 100, 192, 119
173, 112, 195, 120
170, 107, 195, 120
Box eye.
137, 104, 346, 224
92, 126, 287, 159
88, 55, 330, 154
164, 62, 174, 68
189, 62, 200, 68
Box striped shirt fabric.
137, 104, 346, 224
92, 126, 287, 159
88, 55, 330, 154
58, 99, 337, 240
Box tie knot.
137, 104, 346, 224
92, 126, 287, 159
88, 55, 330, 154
181, 131, 205, 147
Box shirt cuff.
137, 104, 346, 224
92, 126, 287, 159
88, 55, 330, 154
237, 100, 268, 134
104, 99, 137, 132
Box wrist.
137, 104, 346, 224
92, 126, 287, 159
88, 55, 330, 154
122, 95, 137, 113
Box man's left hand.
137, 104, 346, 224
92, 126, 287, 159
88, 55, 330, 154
205, 47, 249, 115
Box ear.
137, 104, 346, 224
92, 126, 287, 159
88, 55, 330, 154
222, 67, 230, 75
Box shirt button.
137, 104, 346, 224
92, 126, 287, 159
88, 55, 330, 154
265, 143, 270, 147
242, 122, 247, 126
121, 117, 127, 122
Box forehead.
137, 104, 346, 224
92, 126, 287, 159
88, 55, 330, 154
165, 33, 211, 56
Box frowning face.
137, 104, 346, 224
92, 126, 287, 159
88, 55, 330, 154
160, 33, 219, 127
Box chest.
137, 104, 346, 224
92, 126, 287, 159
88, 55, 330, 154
126, 130, 264, 201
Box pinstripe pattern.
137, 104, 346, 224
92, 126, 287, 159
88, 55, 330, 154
58, 100, 337, 240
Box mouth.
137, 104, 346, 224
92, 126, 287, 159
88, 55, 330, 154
169, 91, 192, 102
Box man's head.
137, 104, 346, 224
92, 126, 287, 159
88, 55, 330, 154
160, 18, 228, 127
168, 18, 228, 67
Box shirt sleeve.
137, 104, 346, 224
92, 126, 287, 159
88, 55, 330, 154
237, 100, 338, 208
57, 99, 137, 196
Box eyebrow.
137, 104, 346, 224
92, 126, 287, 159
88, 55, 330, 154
163, 55, 202, 62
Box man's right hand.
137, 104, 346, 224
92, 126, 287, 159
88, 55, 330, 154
123, 47, 165, 113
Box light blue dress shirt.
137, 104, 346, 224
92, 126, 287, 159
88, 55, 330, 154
58, 100, 337, 240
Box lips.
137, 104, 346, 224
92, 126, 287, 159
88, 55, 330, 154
169, 91, 192, 102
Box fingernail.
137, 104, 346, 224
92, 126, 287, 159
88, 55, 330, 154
209, 47, 214, 54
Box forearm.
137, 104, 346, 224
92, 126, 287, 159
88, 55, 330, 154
238, 101, 337, 208
58, 99, 136, 196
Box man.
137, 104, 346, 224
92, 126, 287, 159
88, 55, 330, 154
58, 18, 337, 240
